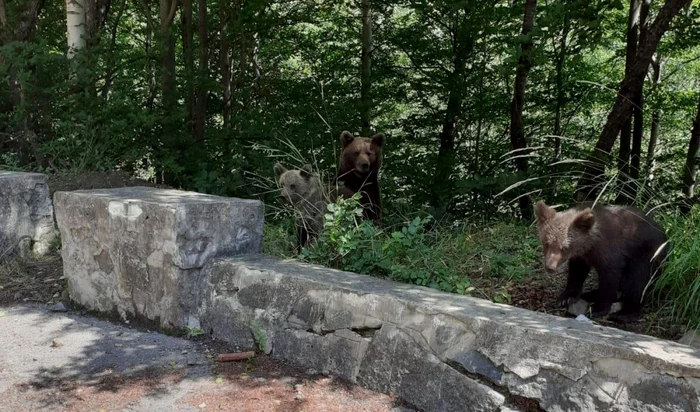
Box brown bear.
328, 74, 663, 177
274, 163, 328, 250
335, 130, 384, 224
534, 201, 668, 321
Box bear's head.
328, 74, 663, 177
338, 131, 384, 177
534, 201, 596, 274
274, 163, 323, 209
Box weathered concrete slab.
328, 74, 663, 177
0, 171, 56, 259
192, 256, 700, 412
54, 187, 264, 329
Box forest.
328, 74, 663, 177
1, 0, 699, 336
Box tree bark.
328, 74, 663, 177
630, 0, 651, 192
360, 0, 372, 136
574, 0, 691, 201
220, 0, 231, 128
645, 54, 661, 177
160, 0, 178, 112
66, 0, 87, 58
682, 96, 700, 199
84, 0, 111, 47
508, 0, 537, 220
182, 0, 194, 133
552, 7, 569, 162
616, 0, 640, 203
194, 0, 207, 143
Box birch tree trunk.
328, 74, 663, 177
66, 0, 87, 58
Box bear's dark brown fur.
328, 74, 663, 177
534, 201, 668, 321
335, 130, 384, 224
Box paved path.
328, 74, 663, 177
0, 304, 405, 412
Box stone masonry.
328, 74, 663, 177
54, 187, 264, 329
52, 187, 700, 412
0, 171, 56, 259
192, 256, 700, 412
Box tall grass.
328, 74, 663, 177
653, 206, 700, 328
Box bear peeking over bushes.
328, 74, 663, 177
274, 163, 327, 249
534, 201, 668, 321
335, 130, 385, 225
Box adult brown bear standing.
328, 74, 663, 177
335, 130, 384, 225
534, 201, 668, 321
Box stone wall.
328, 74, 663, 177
193, 256, 700, 412
52, 187, 700, 412
54, 187, 264, 329
0, 171, 56, 259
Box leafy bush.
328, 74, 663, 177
299, 193, 473, 294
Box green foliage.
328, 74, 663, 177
653, 206, 700, 328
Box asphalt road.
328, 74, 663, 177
0, 304, 406, 412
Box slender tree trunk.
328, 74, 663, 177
552, 8, 569, 162
645, 54, 661, 178
508, 0, 537, 220
574, 0, 691, 201
143, 0, 157, 109
160, 0, 178, 112
220, 0, 231, 128
360, 0, 372, 136
629, 0, 651, 195
182, 0, 194, 133
100, 0, 126, 99
158, 0, 178, 185
194, 0, 207, 143
430, 10, 474, 218
682, 96, 700, 199
66, 0, 87, 59
616, 0, 640, 203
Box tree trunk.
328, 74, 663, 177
645, 54, 661, 177
66, 0, 87, 58
158, 0, 178, 185
220, 0, 231, 128
574, 0, 691, 202
616, 0, 640, 203
629, 0, 651, 194
160, 0, 178, 112
508, 0, 537, 220
429, 10, 474, 218
194, 0, 207, 143
360, 0, 372, 136
84, 0, 111, 47
182, 0, 194, 133
552, 7, 570, 162
682, 96, 700, 199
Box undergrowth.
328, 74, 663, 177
265, 195, 700, 329
653, 206, 700, 329
265, 193, 542, 297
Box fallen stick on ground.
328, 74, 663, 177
216, 351, 256, 362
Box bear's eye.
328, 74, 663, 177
290, 184, 296, 190
355, 150, 361, 155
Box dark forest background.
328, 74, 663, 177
1, 0, 699, 331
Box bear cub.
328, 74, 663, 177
335, 130, 384, 224
274, 163, 327, 249
534, 201, 668, 321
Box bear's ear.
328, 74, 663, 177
572, 208, 595, 233
273, 163, 287, 182
300, 164, 313, 179
534, 201, 555, 223
340, 131, 354, 148
371, 133, 385, 148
